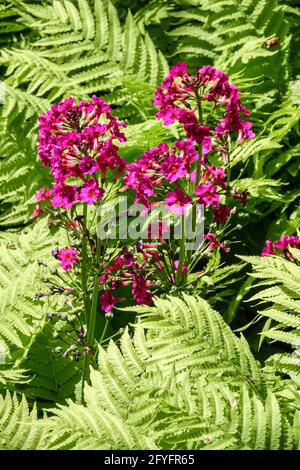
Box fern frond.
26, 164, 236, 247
0, 392, 48, 450
47, 294, 298, 449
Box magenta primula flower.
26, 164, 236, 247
262, 235, 300, 256
275, 235, 300, 250
154, 62, 255, 145
213, 204, 232, 224
34, 187, 53, 201
100, 291, 117, 313
261, 240, 277, 257
79, 179, 104, 205
36, 95, 126, 214
195, 183, 220, 207
161, 154, 187, 182
52, 183, 79, 209
78, 156, 98, 174
124, 140, 199, 208
131, 274, 152, 305
204, 233, 229, 252
32, 203, 47, 219
165, 189, 191, 215
57, 247, 79, 271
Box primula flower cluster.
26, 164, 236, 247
52, 247, 80, 271
35, 96, 126, 213
123, 139, 232, 224
34, 63, 255, 324
154, 62, 255, 145
262, 235, 300, 259
98, 247, 157, 312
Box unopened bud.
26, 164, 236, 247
105, 312, 114, 320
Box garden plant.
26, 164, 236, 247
0, 0, 300, 451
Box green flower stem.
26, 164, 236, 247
195, 89, 203, 124
189, 143, 202, 262
100, 319, 109, 344
175, 216, 186, 286
81, 217, 101, 404
81, 204, 90, 326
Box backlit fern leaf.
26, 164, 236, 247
0, 392, 48, 450
47, 295, 298, 449
241, 250, 300, 376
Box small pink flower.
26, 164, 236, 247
132, 274, 152, 305
195, 183, 220, 206
261, 240, 277, 256
78, 156, 98, 174
57, 247, 79, 271
213, 205, 231, 224
100, 291, 117, 312
161, 155, 187, 182
79, 179, 104, 205
32, 203, 46, 219
165, 189, 191, 215
262, 235, 300, 257
275, 236, 290, 250
204, 233, 229, 252
173, 260, 187, 274
34, 187, 53, 201
287, 236, 300, 248
52, 183, 79, 209
275, 235, 300, 250
202, 136, 212, 155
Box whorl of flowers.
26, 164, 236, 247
123, 139, 231, 224
98, 246, 158, 312
33, 64, 256, 319
36, 95, 126, 211
154, 62, 255, 145
262, 235, 300, 260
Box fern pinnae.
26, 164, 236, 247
94, 0, 108, 49
78, 0, 94, 40
265, 392, 282, 450
107, 1, 121, 62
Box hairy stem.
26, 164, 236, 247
81, 217, 101, 404
100, 319, 109, 344
175, 217, 186, 286
81, 204, 90, 326
195, 89, 203, 123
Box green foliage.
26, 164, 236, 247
1, 0, 168, 118
0, 221, 81, 404
0, 392, 48, 450
0, 0, 300, 451
241, 250, 300, 377
46, 295, 298, 450
0, 221, 49, 363
0, 0, 170, 226
136, 0, 292, 112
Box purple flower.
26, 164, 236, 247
213, 205, 231, 224
195, 183, 220, 207
52, 184, 79, 209
161, 155, 187, 182
204, 233, 229, 252
275, 235, 300, 250
78, 156, 98, 174
57, 247, 79, 271
100, 291, 117, 312
132, 274, 152, 305
165, 189, 191, 215
261, 240, 277, 256
79, 179, 104, 205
